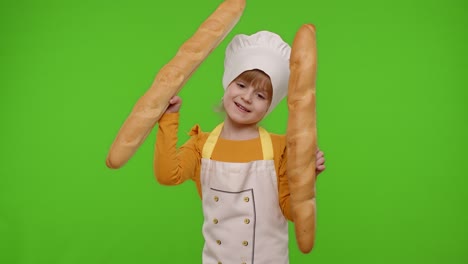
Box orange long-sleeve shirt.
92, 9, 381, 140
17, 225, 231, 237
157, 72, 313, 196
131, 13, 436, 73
154, 113, 292, 221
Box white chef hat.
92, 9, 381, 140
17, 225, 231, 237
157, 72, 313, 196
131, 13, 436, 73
222, 31, 291, 115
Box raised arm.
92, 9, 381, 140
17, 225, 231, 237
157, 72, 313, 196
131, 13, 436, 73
154, 97, 201, 185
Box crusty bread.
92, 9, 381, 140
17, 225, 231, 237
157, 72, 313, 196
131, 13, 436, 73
287, 24, 318, 254
106, 0, 246, 169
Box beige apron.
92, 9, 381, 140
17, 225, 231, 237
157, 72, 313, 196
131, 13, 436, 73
201, 123, 289, 264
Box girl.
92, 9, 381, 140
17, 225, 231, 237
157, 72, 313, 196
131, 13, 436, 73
154, 31, 325, 264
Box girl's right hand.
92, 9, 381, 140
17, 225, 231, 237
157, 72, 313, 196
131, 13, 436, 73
165, 96, 182, 113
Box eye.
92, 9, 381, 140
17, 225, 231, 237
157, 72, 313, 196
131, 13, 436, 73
257, 93, 266, 100
237, 82, 246, 88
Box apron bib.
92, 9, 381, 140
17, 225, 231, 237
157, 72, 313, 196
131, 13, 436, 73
200, 123, 289, 264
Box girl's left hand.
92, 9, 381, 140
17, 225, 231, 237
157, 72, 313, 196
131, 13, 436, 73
316, 149, 326, 176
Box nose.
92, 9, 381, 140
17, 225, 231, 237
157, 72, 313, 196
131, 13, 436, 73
241, 89, 253, 103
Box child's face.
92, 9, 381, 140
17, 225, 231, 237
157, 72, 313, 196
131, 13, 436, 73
223, 80, 271, 126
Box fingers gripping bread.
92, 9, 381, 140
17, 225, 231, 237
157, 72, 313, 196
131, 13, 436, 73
287, 24, 318, 254
106, 0, 246, 169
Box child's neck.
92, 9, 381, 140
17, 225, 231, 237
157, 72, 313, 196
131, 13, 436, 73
220, 119, 259, 140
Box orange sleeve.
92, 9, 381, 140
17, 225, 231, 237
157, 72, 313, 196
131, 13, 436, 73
154, 113, 202, 188
272, 134, 293, 222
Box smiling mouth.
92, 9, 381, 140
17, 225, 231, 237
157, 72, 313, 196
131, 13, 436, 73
235, 102, 251, 112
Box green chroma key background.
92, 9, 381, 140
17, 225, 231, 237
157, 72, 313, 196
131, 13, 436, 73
1, 0, 467, 263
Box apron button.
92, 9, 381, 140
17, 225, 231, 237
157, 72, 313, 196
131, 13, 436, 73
243, 197, 250, 202
216, 240, 222, 245
244, 218, 250, 224
214, 196, 219, 202
242, 240, 249, 246
213, 218, 219, 224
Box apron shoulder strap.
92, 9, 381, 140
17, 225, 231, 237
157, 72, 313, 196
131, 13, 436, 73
202, 123, 224, 159
202, 123, 274, 160
259, 127, 274, 160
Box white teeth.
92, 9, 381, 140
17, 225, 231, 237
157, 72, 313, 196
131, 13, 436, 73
235, 102, 249, 112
